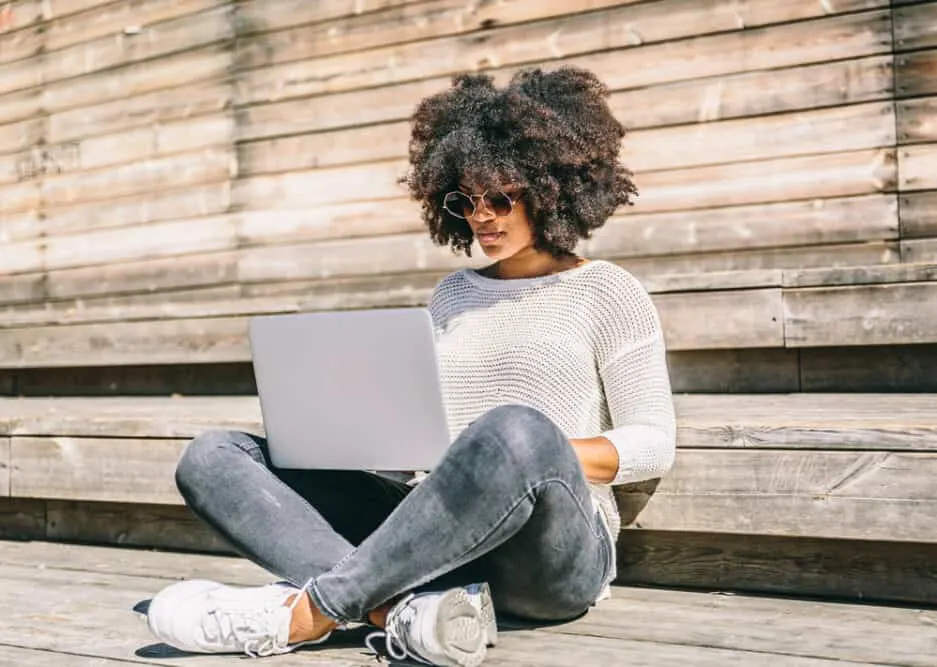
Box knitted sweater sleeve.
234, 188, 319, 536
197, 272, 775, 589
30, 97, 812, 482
594, 269, 677, 486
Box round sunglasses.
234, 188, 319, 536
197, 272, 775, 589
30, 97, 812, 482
442, 189, 518, 219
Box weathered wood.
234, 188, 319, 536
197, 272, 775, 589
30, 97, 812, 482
4, 361, 256, 398
42, 5, 234, 86
236, 0, 418, 34
0, 0, 43, 35
38, 182, 232, 239
11, 436, 187, 504
901, 190, 937, 238
800, 344, 937, 392
902, 238, 937, 263
37, 148, 236, 208
44, 0, 225, 52
894, 2, 937, 51
0, 52, 41, 96
48, 80, 232, 145
235, 0, 646, 68
4, 250, 238, 305
6, 394, 937, 449
0, 498, 45, 540
0, 88, 41, 126
782, 262, 937, 288
642, 270, 782, 294
896, 49, 937, 98
666, 349, 799, 393
900, 144, 937, 192
0, 437, 8, 496
238, 53, 894, 142
0, 116, 44, 156
239, 101, 896, 176
785, 282, 937, 347
588, 195, 898, 258
621, 242, 899, 279
897, 97, 937, 146
0, 24, 42, 66
41, 44, 231, 114
617, 530, 937, 606
655, 289, 784, 351
237, 7, 891, 105
40, 215, 238, 273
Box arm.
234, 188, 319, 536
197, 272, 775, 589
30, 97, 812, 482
569, 436, 619, 484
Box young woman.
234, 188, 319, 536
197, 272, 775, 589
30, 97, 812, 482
145, 66, 676, 667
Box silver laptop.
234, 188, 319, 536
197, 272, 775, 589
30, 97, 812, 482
248, 307, 451, 471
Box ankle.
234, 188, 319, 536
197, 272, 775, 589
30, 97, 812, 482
368, 603, 393, 629
287, 592, 337, 643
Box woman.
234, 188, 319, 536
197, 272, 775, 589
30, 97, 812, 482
145, 66, 676, 666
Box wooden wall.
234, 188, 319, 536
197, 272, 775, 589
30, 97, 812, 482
0, 0, 933, 340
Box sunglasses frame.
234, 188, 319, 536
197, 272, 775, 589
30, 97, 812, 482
442, 189, 519, 220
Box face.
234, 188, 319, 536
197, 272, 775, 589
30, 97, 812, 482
448, 183, 535, 260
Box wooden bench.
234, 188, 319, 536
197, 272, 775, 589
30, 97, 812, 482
3, 262, 937, 395
3, 392, 935, 604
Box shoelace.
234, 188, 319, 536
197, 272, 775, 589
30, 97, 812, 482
364, 593, 432, 664
206, 578, 316, 659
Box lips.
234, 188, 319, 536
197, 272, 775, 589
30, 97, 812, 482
477, 231, 505, 244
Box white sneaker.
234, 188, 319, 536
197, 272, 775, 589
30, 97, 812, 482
365, 587, 486, 667
146, 578, 330, 657
463, 582, 497, 647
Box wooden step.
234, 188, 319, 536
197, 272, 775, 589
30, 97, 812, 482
2, 262, 936, 369
2, 393, 936, 544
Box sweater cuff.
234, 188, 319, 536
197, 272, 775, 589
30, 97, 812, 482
600, 424, 676, 486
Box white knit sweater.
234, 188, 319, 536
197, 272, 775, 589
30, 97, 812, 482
429, 259, 677, 547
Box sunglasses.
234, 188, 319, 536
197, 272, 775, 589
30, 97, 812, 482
442, 189, 519, 219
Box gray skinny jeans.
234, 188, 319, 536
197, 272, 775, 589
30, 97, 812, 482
175, 404, 614, 625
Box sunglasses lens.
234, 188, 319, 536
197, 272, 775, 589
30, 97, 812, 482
443, 192, 472, 218
486, 191, 513, 217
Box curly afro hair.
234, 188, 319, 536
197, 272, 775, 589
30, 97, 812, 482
404, 66, 638, 258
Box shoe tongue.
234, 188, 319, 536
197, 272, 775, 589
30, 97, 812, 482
272, 605, 293, 650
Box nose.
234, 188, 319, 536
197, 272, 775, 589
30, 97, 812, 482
471, 197, 496, 223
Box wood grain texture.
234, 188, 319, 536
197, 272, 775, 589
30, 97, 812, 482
11, 437, 186, 504
893, 1, 937, 51
236, 0, 419, 34
0, 498, 45, 540
785, 282, 937, 347
42, 44, 231, 114
902, 238, 937, 263
666, 349, 799, 393
0, 88, 41, 126
236, 6, 892, 106
41, 5, 234, 86
896, 49, 937, 98
617, 530, 937, 605
800, 344, 937, 392
655, 289, 784, 351
782, 262, 937, 288
901, 190, 937, 238
900, 144, 937, 192
0, 438, 9, 496
43, 0, 225, 52
5, 394, 937, 449
897, 97, 937, 146
0, 24, 42, 66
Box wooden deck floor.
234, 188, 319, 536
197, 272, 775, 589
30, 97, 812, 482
0, 540, 934, 667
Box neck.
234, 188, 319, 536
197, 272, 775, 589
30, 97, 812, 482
490, 247, 582, 280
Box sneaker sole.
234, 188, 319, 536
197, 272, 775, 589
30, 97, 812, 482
464, 582, 497, 647
433, 588, 487, 667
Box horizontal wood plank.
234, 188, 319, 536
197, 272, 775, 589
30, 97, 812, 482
42, 5, 234, 86
0, 24, 42, 66
896, 49, 937, 98
785, 282, 937, 347
894, 2, 937, 51
655, 289, 784, 350
0, 0, 43, 36
36, 182, 233, 240
0, 88, 41, 126
617, 530, 937, 606
901, 190, 937, 238
900, 144, 937, 192
236, 0, 418, 34
0, 498, 45, 540
41, 44, 231, 114
10, 436, 186, 504
897, 97, 937, 146
237, 7, 891, 106
239, 101, 896, 176
0, 52, 41, 96
800, 344, 937, 392
44, 0, 225, 52
902, 238, 937, 263
782, 262, 937, 287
